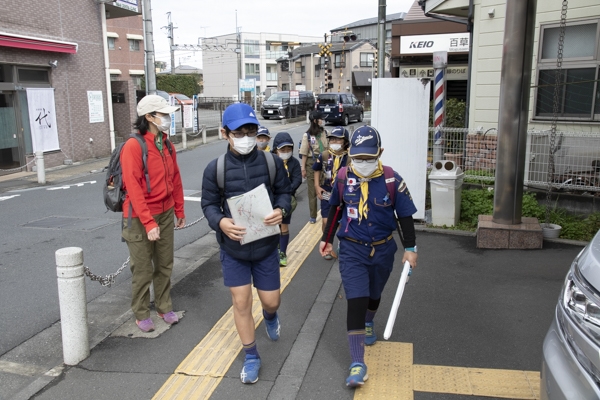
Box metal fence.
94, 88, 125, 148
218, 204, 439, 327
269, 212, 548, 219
428, 127, 600, 192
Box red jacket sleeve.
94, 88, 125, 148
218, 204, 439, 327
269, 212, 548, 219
121, 139, 158, 233
170, 146, 185, 219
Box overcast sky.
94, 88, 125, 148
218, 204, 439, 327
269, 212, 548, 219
149, 0, 417, 69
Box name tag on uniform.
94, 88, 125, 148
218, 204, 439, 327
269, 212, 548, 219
385, 177, 395, 183
347, 207, 358, 220
310, 136, 316, 145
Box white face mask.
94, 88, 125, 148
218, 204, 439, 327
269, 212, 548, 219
278, 152, 292, 160
352, 160, 379, 177
152, 115, 171, 131
330, 144, 342, 152
231, 135, 256, 155
257, 140, 269, 150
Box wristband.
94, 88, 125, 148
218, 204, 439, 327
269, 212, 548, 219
404, 246, 417, 253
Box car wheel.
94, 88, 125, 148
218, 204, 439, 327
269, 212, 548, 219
342, 114, 349, 126
358, 112, 363, 122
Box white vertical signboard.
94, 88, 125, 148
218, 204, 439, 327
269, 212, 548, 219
87, 91, 104, 123
183, 105, 193, 129
26, 88, 60, 152
372, 78, 429, 220
168, 95, 176, 136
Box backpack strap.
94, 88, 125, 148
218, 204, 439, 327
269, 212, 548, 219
216, 154, 226, 208
130, 133, 151, 193
165, 138, 173, 155
383, 166, 396, 206
261, 150, 276, 189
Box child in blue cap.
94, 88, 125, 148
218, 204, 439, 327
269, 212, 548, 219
201, 103, 291, 384
319, 125, 418, 388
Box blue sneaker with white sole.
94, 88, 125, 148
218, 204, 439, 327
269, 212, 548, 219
346, 362, 368, 387
240, 354, 261, 384
265, 312, 280, 341
364, 322, 377, 346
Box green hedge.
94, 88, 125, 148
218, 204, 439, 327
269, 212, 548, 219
142, 74, 202, 97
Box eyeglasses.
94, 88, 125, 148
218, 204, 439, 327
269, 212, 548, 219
352, 158, 378, 164
229, 128, 258, 138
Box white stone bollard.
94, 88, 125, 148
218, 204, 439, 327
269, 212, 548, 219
36, 151, 45, 184
202, 124, 207, 144
182, 128, 187, 150
56, 247, 90, 365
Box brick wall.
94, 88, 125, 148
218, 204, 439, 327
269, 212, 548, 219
465, 133, 498, 171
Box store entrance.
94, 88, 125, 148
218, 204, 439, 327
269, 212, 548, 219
0, 92, 21, 171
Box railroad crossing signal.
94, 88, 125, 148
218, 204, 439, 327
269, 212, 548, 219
318, 43, 332, 57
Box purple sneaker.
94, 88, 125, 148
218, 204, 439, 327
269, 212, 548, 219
136, 318, 155, 332
158, 311, 179, 325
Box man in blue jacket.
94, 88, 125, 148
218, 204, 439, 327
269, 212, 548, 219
201, 103, 291, 384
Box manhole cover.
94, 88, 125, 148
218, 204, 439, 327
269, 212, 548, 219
23, 216, 117, 231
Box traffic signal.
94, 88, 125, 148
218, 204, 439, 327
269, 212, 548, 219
343, 34, 357, 42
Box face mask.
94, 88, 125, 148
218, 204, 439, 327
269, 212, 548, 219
278, 152, 292, 160
352, 160, 379, 177
330, 144, 342, 152
152, 115, 171, 131
257, 141, 269, 150
231, 135, 256, 155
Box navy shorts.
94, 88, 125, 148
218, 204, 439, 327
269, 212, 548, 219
338, 238, 398, 299
220, 248, 281, 291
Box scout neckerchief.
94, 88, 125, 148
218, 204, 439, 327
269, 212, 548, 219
264, 145, 271, 152
282, 158, 289, 176
328, 147, 348, 184
350, 159, 384, 222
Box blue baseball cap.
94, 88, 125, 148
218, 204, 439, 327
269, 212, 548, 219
257, 126, 271, 137
328, 126, 349, 141
222, 103, 259, 130
349, 125, 381, 157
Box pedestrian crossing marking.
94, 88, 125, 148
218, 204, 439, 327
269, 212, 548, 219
153, 217, 323, 400
355, 341, 540, 399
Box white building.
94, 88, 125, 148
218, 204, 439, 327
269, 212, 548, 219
202, 32, 321, 99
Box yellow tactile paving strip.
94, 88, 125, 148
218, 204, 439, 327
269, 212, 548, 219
153, 217, 323, 400
355, 342, 540, 400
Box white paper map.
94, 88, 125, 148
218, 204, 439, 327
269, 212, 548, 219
226, 184, 280, 245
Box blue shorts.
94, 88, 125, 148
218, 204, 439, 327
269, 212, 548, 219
338, 238, 398, 299
220, 248, 281, 291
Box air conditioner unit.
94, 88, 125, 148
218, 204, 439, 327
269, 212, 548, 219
392, 59, 400, 68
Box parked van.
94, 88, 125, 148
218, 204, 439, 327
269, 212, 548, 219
316, 93, 364, 126
260, 90, 315, 119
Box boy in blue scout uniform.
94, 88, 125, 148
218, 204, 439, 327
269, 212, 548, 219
319, 125, 418, 388
201, 103, 291, 385
256, 126, 271, 152
312, 126, 349, 259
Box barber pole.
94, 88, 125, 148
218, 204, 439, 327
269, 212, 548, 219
432, 51, 447, 163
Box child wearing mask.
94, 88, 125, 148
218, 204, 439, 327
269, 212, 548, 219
272, 131, 302, 267
256, 126, 271, 151
299, 111, 328, 224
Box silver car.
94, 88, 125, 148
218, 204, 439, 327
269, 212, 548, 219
541, 231, 600, 399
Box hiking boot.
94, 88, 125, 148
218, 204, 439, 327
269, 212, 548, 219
364, 322, 377, 346
240, 354, 261, 384
279, 251, 288, 267
346, 362, 368, 387
309, 218, 316, 224
264, 312, 280, 341
158, 311, 179, 325
136, 318, 155, 333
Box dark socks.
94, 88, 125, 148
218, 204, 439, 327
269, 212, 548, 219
347, 330, 366, 364
263, 309, 276, 321
365, 309, 376, 323
365, 298, 381, 323
280, 231, 290, 254
243, 341, 259, 358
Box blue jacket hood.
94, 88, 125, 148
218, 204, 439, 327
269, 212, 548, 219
272, 131, 295, 151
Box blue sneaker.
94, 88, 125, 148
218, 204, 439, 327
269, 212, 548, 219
265, 312, 280, 341
346, 362, 368, 387
364, 322, 377, 346
309, 218, 316, 224
240, 354, 261, 384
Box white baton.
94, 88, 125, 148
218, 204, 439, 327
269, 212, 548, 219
383, 261, 411, 340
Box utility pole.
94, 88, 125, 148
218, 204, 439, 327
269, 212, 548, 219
236, 10, 241, 101
141, 0, 156, 94
377, 0, 386, 79
166, 12, 176, 74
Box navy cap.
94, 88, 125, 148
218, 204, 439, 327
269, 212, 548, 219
349, 125, 381, 157
257, 126, 271, 137
222, 103, 259, 130
276, 141, 294, 149
327, 126, 349, 141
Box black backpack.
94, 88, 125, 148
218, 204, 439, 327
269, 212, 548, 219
103, 133, 172, 212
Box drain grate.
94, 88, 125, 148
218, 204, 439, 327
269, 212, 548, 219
23, 216, 117, 231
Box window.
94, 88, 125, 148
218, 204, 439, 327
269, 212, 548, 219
245, 63, 259, 75
360, 53, 374, 67
301, 66, 305, 78
129, 39, 140, 51
315, 66, 320, 78
266, 65, 277, 81
281, 61, 289, 72
132, 76, 142, 90
295, 62, 302, 73
334, 54, 345, 68
17, 68, 49, 83
535, 20, 600, 120
108, 37, 115, 50
244, 40, 259, 57
0, 64, 13, 82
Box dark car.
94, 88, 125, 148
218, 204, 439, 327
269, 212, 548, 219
260, 90, 315, 119
316, 93, 363, 126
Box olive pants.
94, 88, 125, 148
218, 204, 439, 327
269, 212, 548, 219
122, 208, 175, 321
306, 161, 318, 219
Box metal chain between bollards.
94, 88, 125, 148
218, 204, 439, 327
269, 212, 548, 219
84, 215, 205, 287
0, 157, 36, 172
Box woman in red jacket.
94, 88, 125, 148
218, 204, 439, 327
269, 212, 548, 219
121, 95, 186, 333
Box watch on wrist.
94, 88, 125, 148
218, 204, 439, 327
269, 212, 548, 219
405, 246, 417, 253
